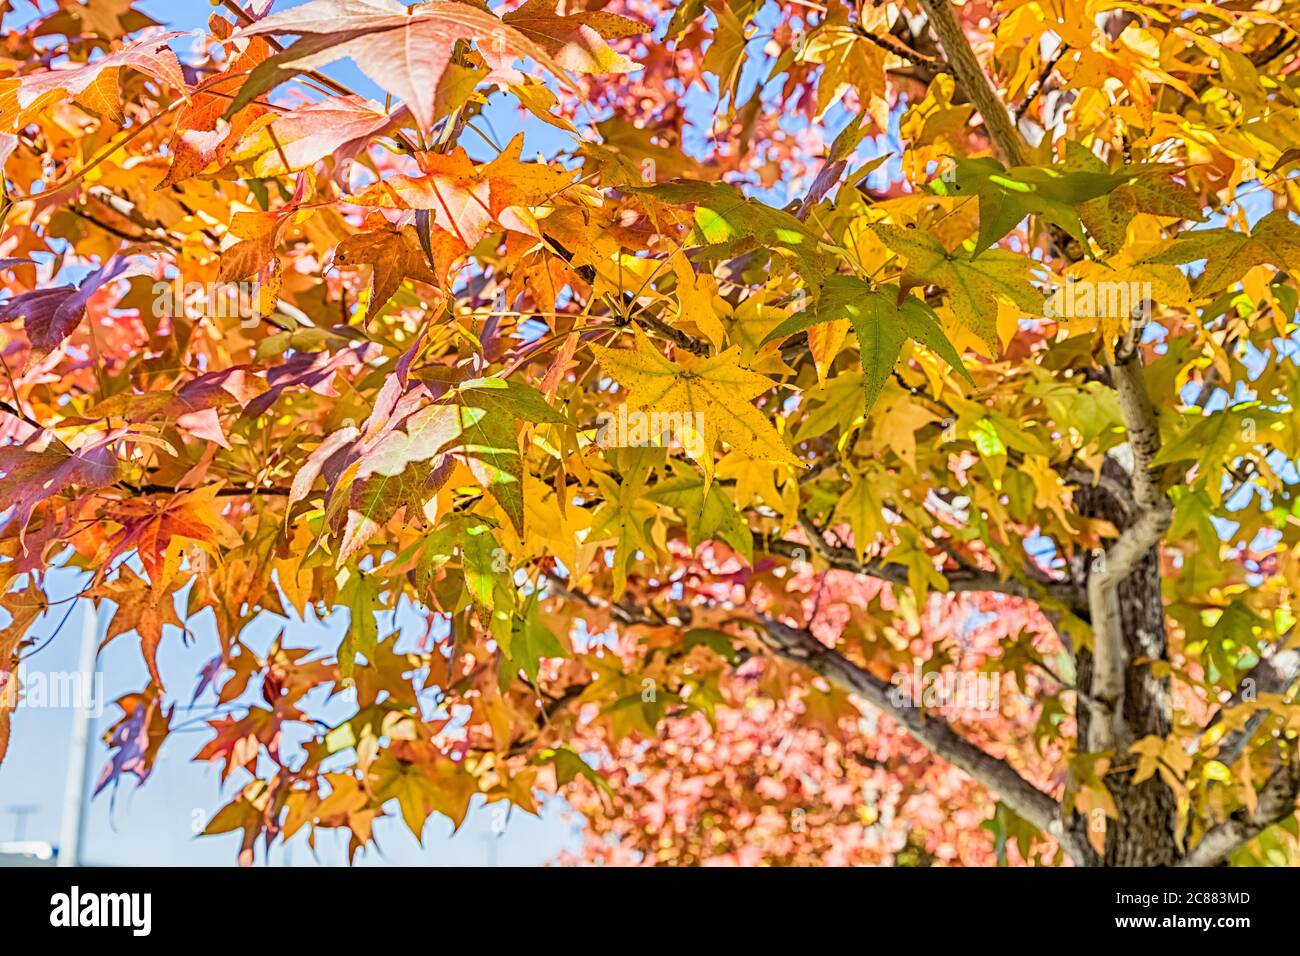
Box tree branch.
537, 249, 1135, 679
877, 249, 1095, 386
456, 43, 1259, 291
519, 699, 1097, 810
126, 482, 290, 498
761, 517, 1085, 608
1177, 759, 1300, 867
1012, 41, 1071, 122
543, 572, 1081, 861
854, 24, 942, 70
750, 612, 1083, 861
1202, 639, 1300, 768
1086, 345, 1172, 751
915, 0, 1029, 167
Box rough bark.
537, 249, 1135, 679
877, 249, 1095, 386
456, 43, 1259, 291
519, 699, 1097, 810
1069, 460, 1180, 865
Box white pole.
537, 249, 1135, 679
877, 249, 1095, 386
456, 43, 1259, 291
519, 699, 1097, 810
56, 601, 99, 867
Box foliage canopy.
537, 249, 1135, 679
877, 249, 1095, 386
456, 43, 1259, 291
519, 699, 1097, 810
1, 0, 1300, 867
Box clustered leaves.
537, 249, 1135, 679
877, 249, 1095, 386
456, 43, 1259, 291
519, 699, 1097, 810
0, 0, 1299, 867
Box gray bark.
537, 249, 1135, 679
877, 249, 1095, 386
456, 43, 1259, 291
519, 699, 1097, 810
1069, 462, 1180, 865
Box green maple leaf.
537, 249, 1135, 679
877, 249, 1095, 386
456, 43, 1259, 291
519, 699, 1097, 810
1064, 142, 1205, 254
337, 568, 378, 681
588, 468, 658, 598
457, 376, 569, 425
1202, 600, 1264, 682
872, 223, 1044, 354
535, 746, 613, 796
1138, 210, 1300, 293
635, 180, 829, 286
504, 604, 568, 685
1152, 406, 1275, 475
1167, 487, 1222, 555
763, 275, 971, 412
413, 515, 513, 649
450, 397, 525, 535
933, 155, 1131, 254
982, 802, 1042, 866
644, 463, 753, 562
591, 324, 800, 476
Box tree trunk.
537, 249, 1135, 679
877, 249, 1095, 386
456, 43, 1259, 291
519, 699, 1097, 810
1069, 461, 1181, 866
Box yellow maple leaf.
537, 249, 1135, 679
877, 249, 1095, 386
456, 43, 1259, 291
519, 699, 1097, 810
592, 325, 801, 481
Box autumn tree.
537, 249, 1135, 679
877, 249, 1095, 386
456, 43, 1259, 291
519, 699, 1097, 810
1, 0, 1299, 868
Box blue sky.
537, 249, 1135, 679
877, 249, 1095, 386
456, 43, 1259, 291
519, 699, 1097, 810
3, 566, 585, 865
